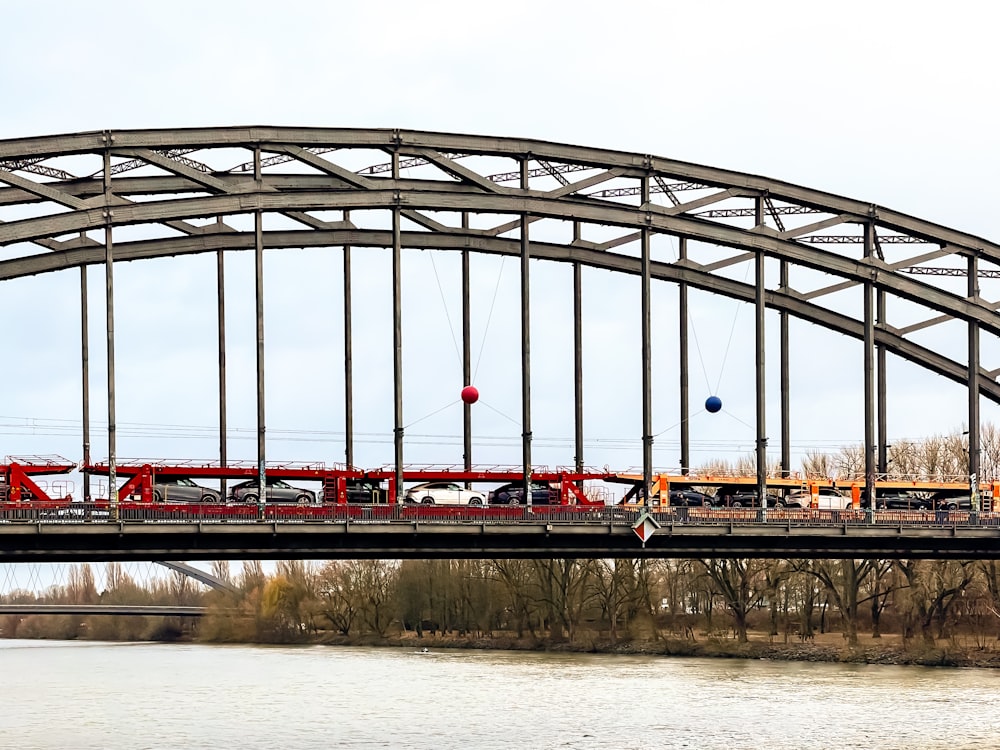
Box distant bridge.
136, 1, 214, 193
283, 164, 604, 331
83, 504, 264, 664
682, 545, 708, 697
0, 604, 206, 616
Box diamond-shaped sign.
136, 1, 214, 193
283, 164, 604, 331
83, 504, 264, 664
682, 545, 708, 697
632, 513, 661, 545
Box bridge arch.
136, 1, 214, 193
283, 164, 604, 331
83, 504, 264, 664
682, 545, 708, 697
0, 127, 996, 497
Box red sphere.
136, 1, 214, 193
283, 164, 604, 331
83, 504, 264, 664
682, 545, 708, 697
461, 385, 480, 405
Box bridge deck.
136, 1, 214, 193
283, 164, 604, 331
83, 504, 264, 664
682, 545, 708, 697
1, 507, 998, 561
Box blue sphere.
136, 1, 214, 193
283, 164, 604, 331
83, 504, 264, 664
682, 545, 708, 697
705, 396, 723, 414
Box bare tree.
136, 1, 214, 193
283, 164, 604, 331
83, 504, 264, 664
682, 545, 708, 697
488, 560, 540, 638
530, 559, 597, 642
895, 560, 976, 645
354, 560, 398, 637
800, 558, 876, 646
696, 558, 769, 643
316, 561, 362, 635
981, 423, 1000, 483
589, 558, 643, 642
801, 451, 834, 480
837, 444, 864, 482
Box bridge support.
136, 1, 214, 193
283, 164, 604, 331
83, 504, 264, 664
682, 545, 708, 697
863, 220, 876, 517
780, 260, 790, 477
573, 230, 584, 475
679, 237, 690, 475
344, 211, 354, 468
80, 265, 91, 501
754, 198, 767, 517
254, 147, 267, 509
641, 174, 653, 503
969, 252, 981, 510
102, 141, 118, 518
216, 243, 228, 498
463, 212, 473, 480
520, 159, 533, 504
877, 290, 887, 480
392, 149, 404, 502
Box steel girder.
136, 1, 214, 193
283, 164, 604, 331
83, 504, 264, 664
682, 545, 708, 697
0, 228, 996, 405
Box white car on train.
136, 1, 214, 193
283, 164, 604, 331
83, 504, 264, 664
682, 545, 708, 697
403, 482, 486, 506
785, 487, 851, 509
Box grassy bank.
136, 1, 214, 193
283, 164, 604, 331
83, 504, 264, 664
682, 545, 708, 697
313, 629, 1000, 669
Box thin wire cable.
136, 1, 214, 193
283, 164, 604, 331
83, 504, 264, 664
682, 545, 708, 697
403, 400, 461, 430
721, 408, 756, 432
713, 258, 755, 395
668, 236, 712, 394
478, 399, 520, 426
653, 409, 706, 439
428, 252, 463, 367
473, 256, 506, 382
688, 314, 714, 395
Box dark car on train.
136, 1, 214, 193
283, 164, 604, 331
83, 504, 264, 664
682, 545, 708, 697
929, 490, 974, 511
229, 478, 315, 504
860, 489, 930, 510
489, 481, 560, 505
151, 477, 221, 503
318, 479, 388, 503
714, 486, 781, 508
345, 479, 387, 503
668, 489, 715, 507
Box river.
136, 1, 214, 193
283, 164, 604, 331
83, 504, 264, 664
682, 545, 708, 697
2, 640, 998, 749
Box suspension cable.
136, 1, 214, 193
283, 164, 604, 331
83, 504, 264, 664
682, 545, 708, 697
473, 257, 507, 382
428, 252, 463, 367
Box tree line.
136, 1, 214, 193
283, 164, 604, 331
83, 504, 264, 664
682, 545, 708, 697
698, 426, 1000, 484
4, 556, 1000, 652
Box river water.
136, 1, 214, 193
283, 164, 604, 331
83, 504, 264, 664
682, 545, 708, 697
2, 640, 998, 749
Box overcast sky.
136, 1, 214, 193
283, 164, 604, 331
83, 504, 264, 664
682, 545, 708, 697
2, 1, 999, 496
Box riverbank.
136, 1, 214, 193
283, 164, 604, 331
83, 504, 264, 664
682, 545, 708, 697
316, 630, 1000, 668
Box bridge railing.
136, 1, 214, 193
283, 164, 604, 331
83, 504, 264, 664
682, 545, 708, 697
3, 502, 1000, 528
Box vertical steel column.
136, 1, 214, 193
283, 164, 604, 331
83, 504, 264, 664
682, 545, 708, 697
876, 290, 887, 477
755, 261, 767, 516
344, 210, 354, 468
520, 159, 533, 503
392, 149, 404, 502
573, 225, 584, 475
102, 140, 117, 513
968, 252, 981, 510
640, 174, 653, 502
216, 244, 228, 498
758, 201, 789, 478
462, 212, 473, 478
753, 198, 767, 517
254, 148, 266, 503
862, 221, 876, 516
80, 264, 91, 500
679, 237, 690, 475
779, 261, 790, 477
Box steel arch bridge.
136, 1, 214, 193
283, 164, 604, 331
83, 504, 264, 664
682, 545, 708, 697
1, 127, 997, 505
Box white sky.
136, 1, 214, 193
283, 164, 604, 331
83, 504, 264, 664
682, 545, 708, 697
2, 0, 1000, 495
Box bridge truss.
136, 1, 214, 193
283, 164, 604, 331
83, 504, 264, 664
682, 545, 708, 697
1, 127, 998, 513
